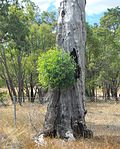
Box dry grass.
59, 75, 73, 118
0, 100, 120, 149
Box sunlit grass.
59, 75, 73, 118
0, 101, 120, 149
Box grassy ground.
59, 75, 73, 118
0, 100, 120, 149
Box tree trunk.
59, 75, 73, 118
114, 89, 118, 102
106, 88, 110, 100
102, 81, 110, 101
36, 0, 93, 140
18, 50, 23, 105
91, 87, 95, 101
30, 73, 36, 103
25, 81, 30, 101
1, 48, 17, 99
95, 88, 97, 102
5, 79, 13, 101
111, 79, 119, 102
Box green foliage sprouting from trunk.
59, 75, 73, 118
37, 48, 76, 89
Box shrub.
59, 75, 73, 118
37, 48, 76, 89
0, 92, 7, 104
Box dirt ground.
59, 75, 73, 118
0, 100, 120, 149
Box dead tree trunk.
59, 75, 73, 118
36, 0, 93, 140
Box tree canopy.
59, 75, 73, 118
0, 1, 119, 102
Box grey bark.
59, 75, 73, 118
36, 0, 93, 140
18, 50, 22, 105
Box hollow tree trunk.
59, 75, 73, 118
36, 0, 92, 140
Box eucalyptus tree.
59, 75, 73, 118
25, 12, 56, 102
35, 0, 93, 141
98, 7, 120, 100
86, 23, 100, 100
0, 0, 37, 103
0, 0, 17, 101
85, 7, 120, 101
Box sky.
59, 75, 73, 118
33, 0, 120, 25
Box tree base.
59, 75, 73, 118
34, 123, 93, 142
34, 85, 93, 143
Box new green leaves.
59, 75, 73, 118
38, 49, 76, 89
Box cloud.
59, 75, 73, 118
33, 0, 120, 15
86, 0, 120, 15
33, 0, 120, 24
33, 0, 51, 11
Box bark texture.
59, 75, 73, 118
36, 0, 93, 141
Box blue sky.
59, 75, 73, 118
33, 0, 120, 25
